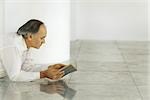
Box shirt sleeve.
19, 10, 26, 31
1, 47, 40, 82
21, 50, 49, 72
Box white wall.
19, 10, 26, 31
71, 0, 147, 41
148, 0, 150, 41
4, 0, 70, 64
71, 1, 77, 41
0, 0, 4, 48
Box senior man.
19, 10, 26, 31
0, 19, 65, 81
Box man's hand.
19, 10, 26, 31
48, 64, 66, 69
40, 63, 66, 80
46, 66, 64, 80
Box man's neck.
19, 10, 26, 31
24, 39, 31, 49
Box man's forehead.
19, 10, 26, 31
38, 25, 47, 35
39, 25, 46, 31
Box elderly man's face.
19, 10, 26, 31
30, 24, 47, 49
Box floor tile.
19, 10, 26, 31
77, 61, 129, 72
120, 48, 149, 55
127, 63, 149, 72
117, 41, 149, 49
138, 85, 150, 100
79, 46, 121, 55
71, 96, 142, 100
70, 71, 134, 85
0, 80, 74, 100
131, 72, 149, 86
67, 84, 142, 100
71, 40, 81, 59
77, 53, 124, 62
123, 54, 148, 63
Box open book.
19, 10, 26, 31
60, 64, 77, 77
46, 64, 77, 81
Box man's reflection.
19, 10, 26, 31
40, 80, 76, 100
1, 80, 76, 100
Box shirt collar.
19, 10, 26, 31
15, 35, 28, 51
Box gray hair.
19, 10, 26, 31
17, 19, 44, 38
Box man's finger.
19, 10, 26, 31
54, 73, 64, 80
55, 63, 65, 66
58, 71, 64, 76
48, 64, 65, 69
54, 65, 61, 69
58, 73, 64, 78
54, 64, 66, 69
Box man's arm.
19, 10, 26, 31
40, 70, 47, 78
21, 49, 49, 72
1, 47, 40, 81
21, 49, 66, 72
21, 50, 66, 80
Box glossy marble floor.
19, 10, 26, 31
0, 40, 149, 100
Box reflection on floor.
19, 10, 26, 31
0, 40, 149, 100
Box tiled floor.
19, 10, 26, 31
0, 40, 149, 100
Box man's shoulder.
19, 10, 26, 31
3, 33, 22, 48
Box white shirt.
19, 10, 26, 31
0, 34, 48, 82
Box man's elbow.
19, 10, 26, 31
9, 74, 26, 82
9, 75, 20, 81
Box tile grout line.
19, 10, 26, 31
68, 40, 82, 83
76, 40, 82, 61
115, 40, 144, 100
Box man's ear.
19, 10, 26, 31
27, 33, 32, 41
